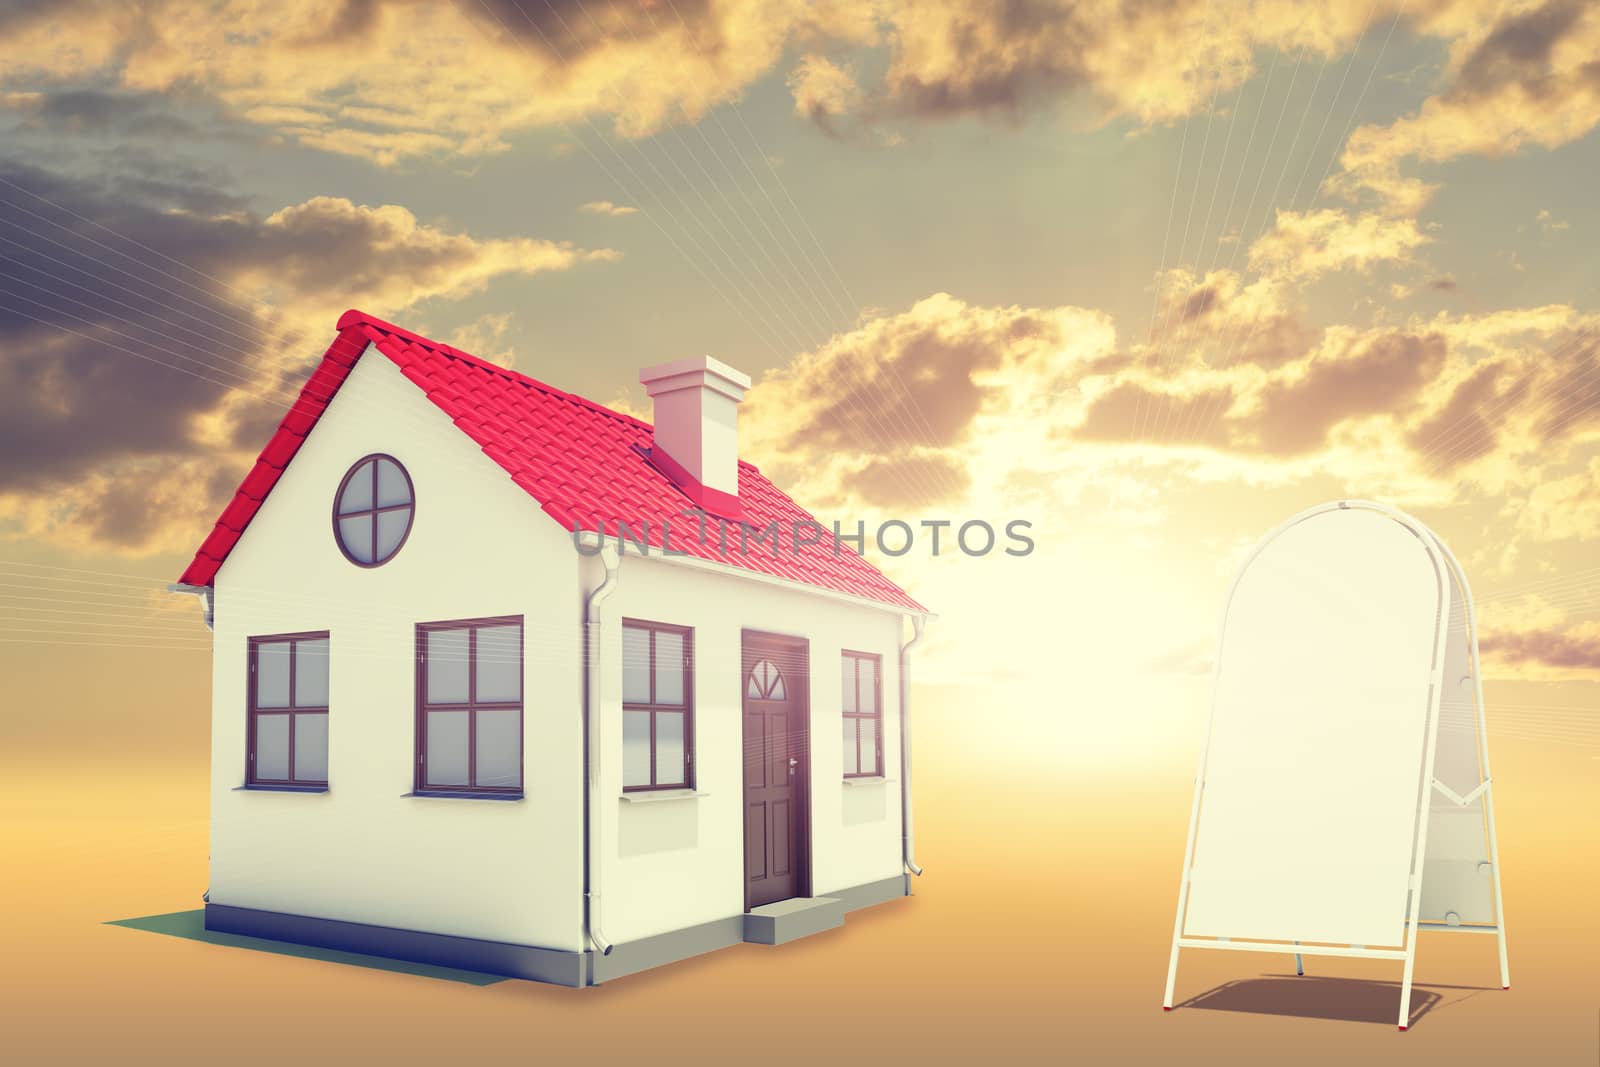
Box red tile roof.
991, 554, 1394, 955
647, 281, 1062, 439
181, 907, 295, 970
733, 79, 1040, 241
177, 310, 925, 612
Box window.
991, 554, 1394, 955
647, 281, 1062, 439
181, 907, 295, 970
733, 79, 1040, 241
746, 659, 787, 701
622, 619, 694, 791
842, 651, 882, 778
248, 633, 330, 787
416, 617, 523, 795
334, 454, 414, 567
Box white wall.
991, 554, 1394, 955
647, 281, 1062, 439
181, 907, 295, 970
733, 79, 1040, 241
210, 347, 585, 950
587, 551, 907, 944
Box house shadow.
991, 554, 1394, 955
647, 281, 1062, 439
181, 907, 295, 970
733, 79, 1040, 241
1176, 973, 1454, 1029
106, 910, 507, 986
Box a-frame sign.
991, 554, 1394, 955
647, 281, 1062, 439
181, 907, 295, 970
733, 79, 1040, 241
1162, 500, 1509, 1030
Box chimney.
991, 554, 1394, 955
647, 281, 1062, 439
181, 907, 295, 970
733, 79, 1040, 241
639, 355, 751, 517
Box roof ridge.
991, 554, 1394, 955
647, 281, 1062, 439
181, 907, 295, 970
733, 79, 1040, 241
339, 307, 660, 436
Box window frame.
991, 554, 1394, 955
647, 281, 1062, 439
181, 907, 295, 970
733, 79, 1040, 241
621, 618, 695, 792
247, 631, 331, 788
841, 650, 884, 779
414, 615, 525, 797
332, 453, 415, 569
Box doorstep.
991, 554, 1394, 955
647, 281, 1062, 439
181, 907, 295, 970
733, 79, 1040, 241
742, 896, 845, 946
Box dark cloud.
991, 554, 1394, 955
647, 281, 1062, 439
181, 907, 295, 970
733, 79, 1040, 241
1403, 327, 1599, 475
0, 0, 98, 33
1530, 331, 1600, 443
1074, 380, 1233, 446
1179, 285, 1218, 323
0, 157, 609, 551
1406, 358, 1524, 473
76, 473, 187, 547
467, 0, 709, 61
1429, 276, 1459, 292
786, 324, 1001, 454
841, 454, 972, 508
1073, 330, 1447, 455
1253, 332, 1446, 454
1454, 0, 1586, 99
296, 0, 387, 43
881, 1, 1097, 120
4, 89, 200, 138
1229, 312, 1317, 371
1481, 625, 1600, 671
0, 161, 268, 493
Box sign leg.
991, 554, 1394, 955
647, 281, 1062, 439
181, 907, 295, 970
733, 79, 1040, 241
1293, 940, 1304, 976
1397, 950, 1416, 1031
1481, 780, 1510, 988
1162, 939, 1182, 1010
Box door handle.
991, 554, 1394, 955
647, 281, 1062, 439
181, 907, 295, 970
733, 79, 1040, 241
788, 757, 798, 776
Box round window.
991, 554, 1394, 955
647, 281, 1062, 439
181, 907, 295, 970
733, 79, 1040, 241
333, 454, 414, 567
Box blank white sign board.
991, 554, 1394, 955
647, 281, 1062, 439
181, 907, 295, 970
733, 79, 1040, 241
1163, 501, 1509, 1031
1184, 507, 1439, 947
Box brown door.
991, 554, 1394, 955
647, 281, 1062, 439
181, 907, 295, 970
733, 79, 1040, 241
742, 631, 810, 909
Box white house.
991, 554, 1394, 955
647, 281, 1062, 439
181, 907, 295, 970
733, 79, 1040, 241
171, 310, 931, 986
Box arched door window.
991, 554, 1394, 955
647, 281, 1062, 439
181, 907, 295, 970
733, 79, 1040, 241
747, 659, 787, 701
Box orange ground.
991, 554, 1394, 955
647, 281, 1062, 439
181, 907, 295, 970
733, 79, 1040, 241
2, 727, 1595, 1065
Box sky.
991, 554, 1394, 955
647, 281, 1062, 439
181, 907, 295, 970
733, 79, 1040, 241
1, 0, 1598, 772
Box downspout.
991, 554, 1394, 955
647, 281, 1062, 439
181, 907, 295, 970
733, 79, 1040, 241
582, 543, 622, 963
899, 613, 928, 878
169, 581, 214, 905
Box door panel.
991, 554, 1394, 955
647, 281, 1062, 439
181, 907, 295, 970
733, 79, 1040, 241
771, 798, 791, 877
742, 631, 809, 909
746, 802, 767, 879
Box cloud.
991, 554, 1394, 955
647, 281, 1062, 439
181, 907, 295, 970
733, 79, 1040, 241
442, 311, 518, 371
1075, 323, 1449, 457
1517, 457, 1600, 542
0, 161, 616, 554
0, 0, 1583, 218
1406, 313, 1599, 478
0, 0, 812, 164
578, 200, 637, 216
1067, 285, 1600, 494
1405, 357, 1524, 472
0, 164, 265, 495
740, 291, 1115, 508
1, 88, 200, 138
0, 1, 1453, 168
1481, 621, 1600, 674
840, 454, 973, 509
1247, 209, 1431, 280
1535, 207, 1570, 232
235, 197, 617, 320
1251, 331, 1448, 454
778, 2, 1390, 133
1007, 264, 1600, 502
787, 54, 862, 135
1335, 0, 1600, 213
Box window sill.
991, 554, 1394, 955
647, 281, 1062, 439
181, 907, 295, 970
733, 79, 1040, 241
403, 791, 525, 802
620, 789, 708, 804
235, 784, 329, 794
842, 777, 896, 787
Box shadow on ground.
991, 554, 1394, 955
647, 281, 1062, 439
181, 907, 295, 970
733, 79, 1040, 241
106, 910, 506, 986
1176, 974, 1460, 1028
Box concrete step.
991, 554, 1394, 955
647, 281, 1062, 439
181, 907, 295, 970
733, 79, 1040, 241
743, 896, 845, 946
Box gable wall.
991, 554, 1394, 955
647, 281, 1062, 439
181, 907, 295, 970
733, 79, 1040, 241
209, 347, 585, 950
